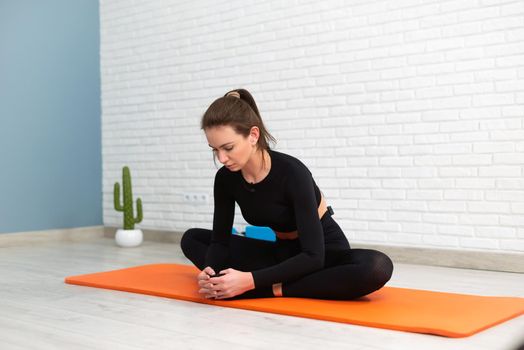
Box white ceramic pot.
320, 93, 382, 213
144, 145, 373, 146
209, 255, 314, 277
115, 229, 143, 247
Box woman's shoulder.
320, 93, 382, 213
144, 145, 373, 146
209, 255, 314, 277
215, 165, 239, 183
270, 149, 311, 175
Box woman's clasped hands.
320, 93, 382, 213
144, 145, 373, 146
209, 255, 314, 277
197, 266, 255, 300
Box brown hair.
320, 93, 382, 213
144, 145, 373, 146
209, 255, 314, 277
201, 88, 276, 166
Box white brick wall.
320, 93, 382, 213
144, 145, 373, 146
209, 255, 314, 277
100, 0, 524, 253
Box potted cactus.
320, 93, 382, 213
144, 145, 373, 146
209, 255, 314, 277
113, 166, 143, 247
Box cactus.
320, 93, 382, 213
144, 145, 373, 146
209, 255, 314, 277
114, 166, 143, 230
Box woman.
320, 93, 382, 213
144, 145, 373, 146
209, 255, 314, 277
181, 88, 393, 300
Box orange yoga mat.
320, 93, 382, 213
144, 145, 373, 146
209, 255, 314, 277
64, 263, 524, 338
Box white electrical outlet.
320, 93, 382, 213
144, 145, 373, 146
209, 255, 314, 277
183, 192, 209, 205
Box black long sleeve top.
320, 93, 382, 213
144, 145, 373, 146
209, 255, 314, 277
204, 149, 325, 288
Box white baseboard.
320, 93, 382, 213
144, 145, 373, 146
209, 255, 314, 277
0, 226, 105, 247
104, 226, 183, 244
350, 243, 524, 274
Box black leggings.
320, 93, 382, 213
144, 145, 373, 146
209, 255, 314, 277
180, 222, 393, 300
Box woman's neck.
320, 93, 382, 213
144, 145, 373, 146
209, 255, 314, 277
242, 149, 270, 184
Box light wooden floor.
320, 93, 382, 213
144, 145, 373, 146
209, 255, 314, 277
1, 237, 523, 350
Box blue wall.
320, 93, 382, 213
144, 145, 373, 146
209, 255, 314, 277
0, 0, 102, 233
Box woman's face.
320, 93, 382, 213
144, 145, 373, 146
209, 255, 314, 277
205, 125, 258, 171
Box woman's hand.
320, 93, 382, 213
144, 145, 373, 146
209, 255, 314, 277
198, 268, 255, 300
197, 266, 217, 299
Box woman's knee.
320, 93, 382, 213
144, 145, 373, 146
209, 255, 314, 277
180, 228, 204, 254
180, 229, 191, 255
370, 250, 394, 286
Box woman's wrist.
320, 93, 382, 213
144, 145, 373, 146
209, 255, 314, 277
245, 272, 256, 291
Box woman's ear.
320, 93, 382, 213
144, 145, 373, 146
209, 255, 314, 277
249, 126, 260, 145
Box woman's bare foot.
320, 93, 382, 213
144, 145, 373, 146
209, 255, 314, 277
272, 283, 283, 297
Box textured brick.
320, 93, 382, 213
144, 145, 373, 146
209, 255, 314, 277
100, 0, 524, 253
